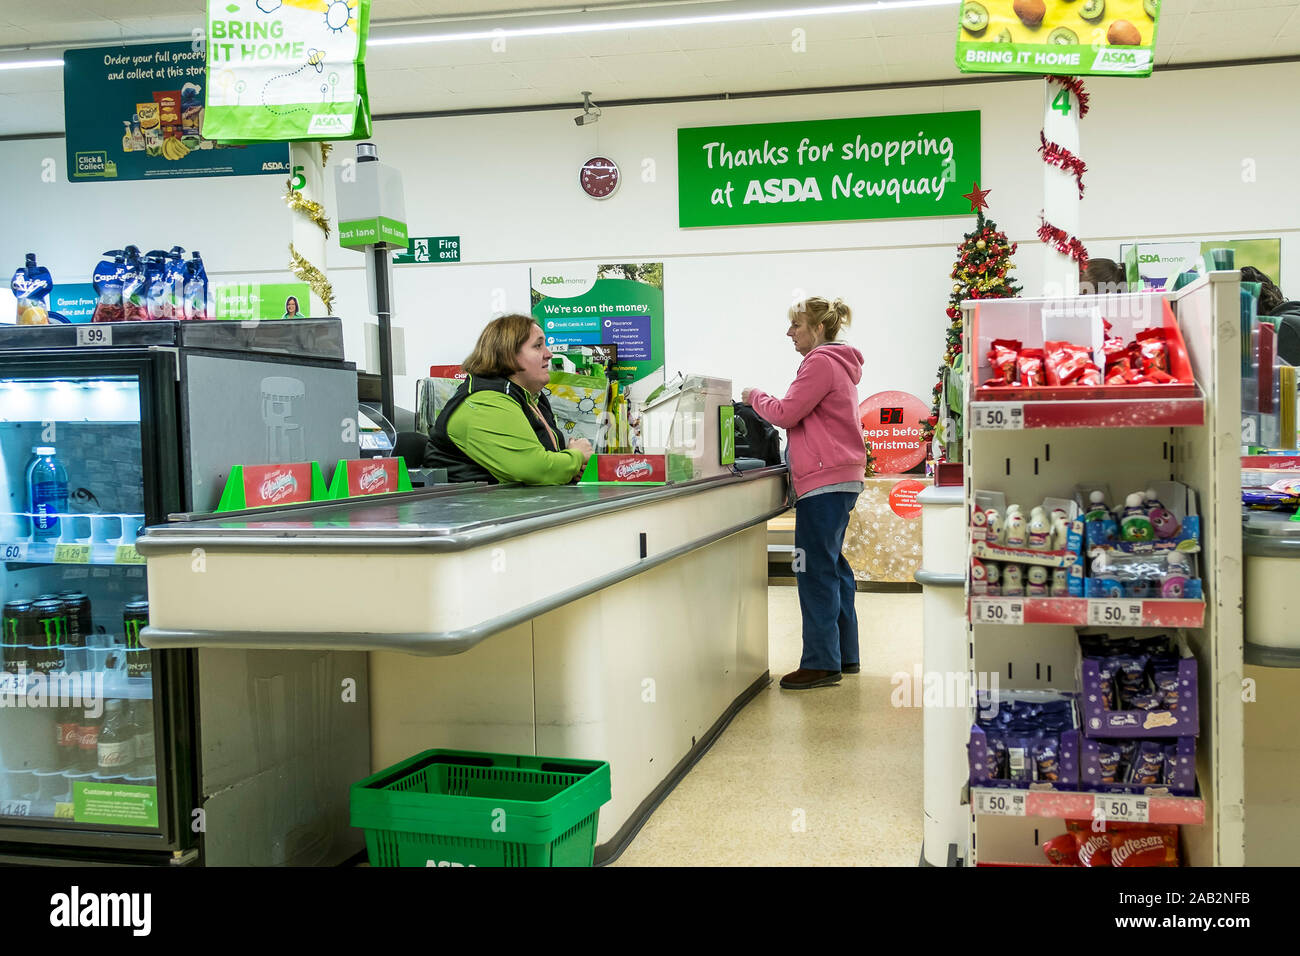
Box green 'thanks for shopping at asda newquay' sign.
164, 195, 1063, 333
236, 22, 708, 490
202, 0, 372, 142
955, 0, 1161, 76
677, 111, 980, 228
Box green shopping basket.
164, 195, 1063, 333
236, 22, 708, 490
351, 749, 612, 867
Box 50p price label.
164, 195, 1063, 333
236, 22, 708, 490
76, 326, 112, 347
973, 403, 1023, 430
972, 599, 1024, 626
974, 789, 1026, 816
1095, 794, 1150, 823
1087, 600, 1143, 628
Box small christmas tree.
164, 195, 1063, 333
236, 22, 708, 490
922, 183, 1021, 460
864, 441, 876, 478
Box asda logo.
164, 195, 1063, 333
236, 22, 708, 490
308, 114, 348, 134
1094, 49, 1149, 70
539, 276, 566, 285
261, 161, 289, 171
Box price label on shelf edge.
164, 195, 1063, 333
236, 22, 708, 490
0, 543, 27, 562
114, 545, 146, 565
1087, 600, 1144, 628
76, 326, 112, 347
974, 789, 1027, 817
0, 800, 31, 817
1095, 794, 1150, 824
0, 673, 28, 695
974, 403, 1024, 430
54, 544, 91, 565
972, 598, 1024, 626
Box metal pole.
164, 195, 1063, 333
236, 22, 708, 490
372, 244, 395, 425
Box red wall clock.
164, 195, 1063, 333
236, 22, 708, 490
580, 156, 619, 199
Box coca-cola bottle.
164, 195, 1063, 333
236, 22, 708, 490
97, 699, 133, 775
132, 700, 155, 774
77, 712, 102, 773
54, 706, 80, 770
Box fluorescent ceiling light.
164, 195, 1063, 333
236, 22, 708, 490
0, 59, 63, 71
370, 0, 957, 47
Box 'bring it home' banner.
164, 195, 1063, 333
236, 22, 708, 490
203, 0, 372, 142
677, 111, 980, 228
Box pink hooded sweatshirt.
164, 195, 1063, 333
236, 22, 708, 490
749, 342, 866, 499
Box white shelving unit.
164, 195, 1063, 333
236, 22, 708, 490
957, 275, 1244, 867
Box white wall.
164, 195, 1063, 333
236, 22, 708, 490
2, 60, 1297, 417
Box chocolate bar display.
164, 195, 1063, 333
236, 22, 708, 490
1077, 631, 1199, 739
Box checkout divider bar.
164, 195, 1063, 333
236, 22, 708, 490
140, 488, 790, 656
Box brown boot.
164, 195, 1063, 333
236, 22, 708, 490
780, 668, 841, 690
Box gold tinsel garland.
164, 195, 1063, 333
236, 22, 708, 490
284, 186, 331, 240
289, 242, 335, 315
283, 142, 335, 315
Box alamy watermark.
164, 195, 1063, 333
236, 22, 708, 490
890, 667, 1000, 719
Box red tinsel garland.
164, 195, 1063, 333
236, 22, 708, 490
1046, 75, 1090, 118
1038, 217, 1089, 268
1038, 131, 1087, 199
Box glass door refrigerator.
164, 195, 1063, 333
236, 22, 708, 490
0, 320, 368, 866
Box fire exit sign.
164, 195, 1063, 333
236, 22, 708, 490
394, 236, 460, 264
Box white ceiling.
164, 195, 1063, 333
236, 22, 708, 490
1, 0, 1298, 136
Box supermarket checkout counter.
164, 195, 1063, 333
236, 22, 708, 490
135, 467, 787, 861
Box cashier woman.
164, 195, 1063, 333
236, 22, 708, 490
424, 314, 594, 484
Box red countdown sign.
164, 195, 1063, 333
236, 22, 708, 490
859, 390, 929, 475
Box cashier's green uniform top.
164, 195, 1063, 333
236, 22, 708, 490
424, 374, 585, 485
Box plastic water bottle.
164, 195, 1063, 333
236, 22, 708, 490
27, 446, 68, 541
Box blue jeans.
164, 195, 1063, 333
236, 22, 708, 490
794, 492, 859, 671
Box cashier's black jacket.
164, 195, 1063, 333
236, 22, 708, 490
423, 374, 568, 484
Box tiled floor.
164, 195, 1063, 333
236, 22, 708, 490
611, 585, 925, 866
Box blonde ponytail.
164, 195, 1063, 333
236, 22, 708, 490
790, 295, 852, 341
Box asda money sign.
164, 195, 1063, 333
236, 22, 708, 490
677, 111, 980, 227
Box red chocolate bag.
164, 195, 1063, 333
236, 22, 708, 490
1043, 833, 1080, 866
1102, 336, 1129, 372
1075, 831, 1112, 867
1045, 341, 1096, 386
989, 339, 1022, 385
1017, 348, 1046, 387
1110, 828, 1179, 867
1136, 328, 1169, 373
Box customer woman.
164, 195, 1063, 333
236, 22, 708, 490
425, 313, 593, 484
742, 297, 865, 690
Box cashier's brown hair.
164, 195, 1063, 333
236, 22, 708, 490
1079, 259, 1127, 295
790, 296, 852, 341
463, 314, 541, 378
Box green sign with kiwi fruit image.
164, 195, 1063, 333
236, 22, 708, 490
956, 0, 1161, 76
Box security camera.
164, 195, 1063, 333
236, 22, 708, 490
574, 90, 601, 127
